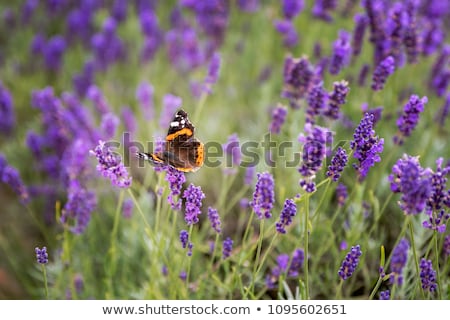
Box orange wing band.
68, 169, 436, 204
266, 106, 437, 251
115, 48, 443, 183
166, 128, 193, 141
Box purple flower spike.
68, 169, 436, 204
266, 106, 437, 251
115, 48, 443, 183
43, 35, 66, 71
326, 147, 348, 182
35, 247, 48, 264
324, 80, 349, 120
166, 166, 185, 210
100, 112, 120, 139
203, 52, 221, 94
329, 30, 351, 75
379, 290, 390, 300
223, 133, 241, 168
237, 0, 260, 12
306, 82, 327, 124
90, 140, 132, 188
251, 172, 275, 219
435, 93, 450, 127
338, 245, 362, 280
269, 104, 288, 134
298, 124, 328, 192
0, 82, 15, 134
394, 95, 427, 145
183, 183, 205, 225
276, 199, 297, 234
336, 183, 348, 207
444, 235, 450, 257
282, 56, 314, 109
1, 160, 29, 204
283, 0, 304, 20
207, 207, 222, 233
350, 113, 384, 181
419, 259, 437, 293
389, 238, 409, 285
389, 154, 431, 215
371, 56, 395, 91
160, 94, 182, 130
222, 237, 233, 259
180, 230, 189, 249
352, 13, 368, 57
122, 198, 133, 218
274, 19, 298, 48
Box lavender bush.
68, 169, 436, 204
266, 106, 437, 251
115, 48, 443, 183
0, 1, 449, 300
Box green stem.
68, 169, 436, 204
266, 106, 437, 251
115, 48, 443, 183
433, 232, 442, 299
41, 265, 49, 299
255, 232, 278, 275
335, 279, 343, 299
193, 92, 208, 124
304, 193, 310, 299
408, 219, 425, 299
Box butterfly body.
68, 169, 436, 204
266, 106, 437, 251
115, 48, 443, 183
137, 110, 204, 172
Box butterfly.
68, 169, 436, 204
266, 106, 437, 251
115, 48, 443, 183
137, 109, 204, 172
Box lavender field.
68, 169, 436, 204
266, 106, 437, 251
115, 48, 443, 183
0, 0, 449, 300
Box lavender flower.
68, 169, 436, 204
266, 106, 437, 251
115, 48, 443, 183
159, 94, 182, 130
207, 207, 222, 233
306, 82, 327, 124
122, 198, 133, 218
43, 35, 66, 71
166, 166, 186, 210
358, 64, 370, 87
282, 0, 304, 20
222, 237, 233, 259
179, 271, 187, 281
136, 81, 154, 121
90, 140, 132, 188
265, 253, 290, 289
269, 104, 287, 134
35, 247, 48, 264
288, 248, 304, 277
0, 82, 15, 134
428, 45, 450, 96
379, 290, 390, 300
183, 183, 205, 225
139, 9, 163, 62
419, 259, 437, 293
338, 245, 362, 280
121, 106, 136, 134
298, 124, 328, 192
73, 60, 96, 97
274, 19, 298, 48
351, 13, 368, 57
389, 154, 431, 215
326, 147, 348, 182
324, 80, 349, 120
389, 238, 409, 285
180, 230, 189, 249
244, 166, 255, 185
100, 112, 120, 139
203, 52, 221, 94
403, 1, 420, 64
350, 113, 384, 181
422, 158, 450, 233
362, 0, 387, 64
223, 134, 241, 168
1, 161, 29, 204
166, 27, 204, 72
61, 180, 97, 234
282, 56, 314, 109
336, 183, 348, 207
312, 0, 337, 22
86, 85, 110, 115
276, 199, 297, 234
444, 235, 450, 257
371, 56, 395, 91
435, 92, 450, 127
91, 17, 126, 70
394, 95, 428, 145
329, 30, 351, 75
386, 2, 407, 67
251, 172, 275, 219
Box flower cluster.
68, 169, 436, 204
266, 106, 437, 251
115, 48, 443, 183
379, 290, 390, 300
282, 56, 314, 108
338, 245, 362, 280
336, 183, 348, 207
166, 166, 186, 211
251, 172, 275, 219
394, 95, 428, 145
389, 238, 409, 285
326, 147, 348, 182
306, 82, 327, 124
222, 237, 233, 259
207, 207, 222, 233
324, 80, 349, 120
0, 82, 15, 134
419, 259, 437, 293
275, 199, 297, 234
389, 155, 431, 215
269, 104, 288, 134
35, 247, 48, 264
265, 249, 304, 289
350, 113, 384, 181
0, 155, 29, 204
90, 140, 132, 188
371, 56, 395, 91
298, 124, 328, 192
179, 230, 193, 256
329, 30, 351, 75
183, 184, 205, 225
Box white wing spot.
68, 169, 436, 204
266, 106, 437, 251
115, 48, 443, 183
170, 121, 179, 127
